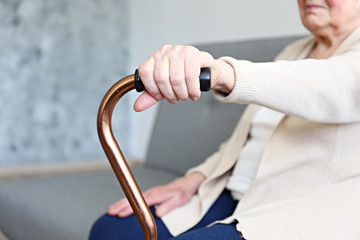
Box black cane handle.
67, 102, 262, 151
134, 67, 211, 92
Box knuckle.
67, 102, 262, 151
180, 46, 199, 61
177, 189, 186, 198
149, 89, 162, 99
165, 95, 178, 104
138, 64, 153, 78
174, 91, 189, 101
175, 192, 190, 205
188, 45, 199, 53
185, 70, 199, 81
189, 90, 201, 100
188, 45, 199, 51
182, 190, 193, 201
144, 86, 161, 100
178, 94, 189, 101
170, 74, 183, 87
188, 88, 198, 97
117, 200, 126, 206
145, 187, 158, 195
167, 96, 178, 103
160, 44, 172, 53
173, 45, 184, 53
202, 51, 214, 61
153, 50, 162, 59
154, 71, 168, 84
184, 46, 200, 57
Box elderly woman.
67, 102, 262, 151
90, 0, 360, 239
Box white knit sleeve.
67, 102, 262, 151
214, 43, 360, 123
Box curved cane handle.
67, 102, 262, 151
97, 68, 211, 240
97, 74, 157, 240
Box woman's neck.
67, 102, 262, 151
308, 23, 360, 59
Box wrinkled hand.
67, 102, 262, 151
108, 172, 206, 218
134, 45, 235, 112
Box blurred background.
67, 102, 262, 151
0, 0, 307, 168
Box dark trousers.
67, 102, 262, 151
89, 190, 244, 240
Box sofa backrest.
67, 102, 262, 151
145, 35, 306, 175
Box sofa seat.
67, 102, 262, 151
0, 167, 179, 240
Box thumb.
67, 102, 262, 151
134, 91, 163, 112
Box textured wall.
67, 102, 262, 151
0, 0, 131, 165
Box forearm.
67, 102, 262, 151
216, 52, 360, 123
183, 172, 206, 193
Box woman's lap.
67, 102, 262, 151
89, 190, 243, 240
89, 207, 172, 240
173, 223, 241, 240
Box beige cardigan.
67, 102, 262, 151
162, 27, 360, 240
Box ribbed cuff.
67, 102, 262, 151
213, 57, 258, 104
185, 165, 211, 179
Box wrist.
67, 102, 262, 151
212, 59, 235, 94
187, 172, 206, 187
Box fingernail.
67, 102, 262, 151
191, 97, 198, 101
170, 100, 178, 104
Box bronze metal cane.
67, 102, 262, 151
97, 68, 210, 240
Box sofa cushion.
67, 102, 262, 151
195, 36, 305, 61
146, 94, 246, 175
0, 167, 179, 240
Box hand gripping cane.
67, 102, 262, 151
97, 68, 211, 240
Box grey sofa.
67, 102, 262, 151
0, 35, 303, 240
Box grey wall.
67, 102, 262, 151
0, 0, 131, 165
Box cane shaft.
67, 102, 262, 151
97, 75, 157, 240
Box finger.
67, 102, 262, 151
169, 48, 188, 101
134, 91, 163, 112
184, 53, 201, 101
108, 198, 128, 211
112, 186, 172, 217
142, 187, 174, 207
138, 57, 163, 101
117, 205, 134, 218
154, 57, 178, 104
107, 198, 130, 216
155, 194, 189, 217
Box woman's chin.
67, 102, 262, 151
303, 18, 328, 33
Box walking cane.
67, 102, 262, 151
97, 68, 211, 240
